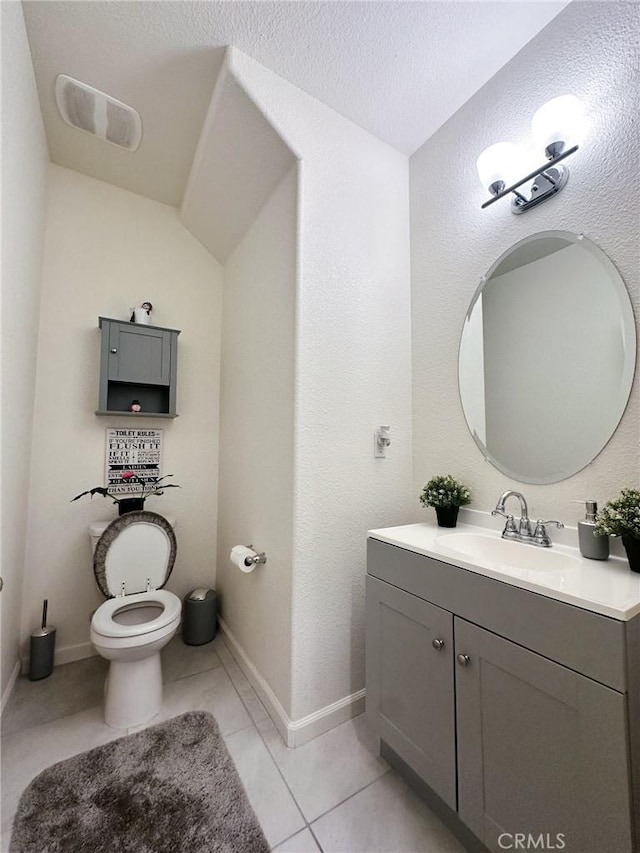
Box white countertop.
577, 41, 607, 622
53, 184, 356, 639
368, 520, 640, 621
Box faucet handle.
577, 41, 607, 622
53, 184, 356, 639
501, 514, 519, 540
533, 519, 564, 547
536, 519, 564, 529
491, 508, 509, 519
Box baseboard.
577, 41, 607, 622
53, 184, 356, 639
55, 641, 97, 667
20, 640, 97, 675
218, 618, 366, 748
1, 659, 21, 714
288, 688, 366, 747
218, 618, 292, 744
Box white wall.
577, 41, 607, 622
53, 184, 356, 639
1, 1, 49, 698
217, 166, 297, 716
22, 165, 223, 664
229, 49, 414, 722
411, 1, 640, 523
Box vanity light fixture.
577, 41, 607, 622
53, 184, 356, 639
477, 95, 584, 214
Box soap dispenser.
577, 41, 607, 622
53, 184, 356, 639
575, 500, 609, 560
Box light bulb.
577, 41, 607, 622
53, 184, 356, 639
531, 95, 584, 159
476, 142, 521, 195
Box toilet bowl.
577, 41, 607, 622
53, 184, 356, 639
89, 511, 180, 729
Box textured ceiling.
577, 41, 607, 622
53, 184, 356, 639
22, 1, 568, 207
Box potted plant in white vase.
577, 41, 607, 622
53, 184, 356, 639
595, 488, 640, 573
419, 474, 471, 528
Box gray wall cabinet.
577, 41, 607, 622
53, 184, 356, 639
97, 317, 180, 417
366, 538, 635, 853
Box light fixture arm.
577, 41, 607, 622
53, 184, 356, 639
481, 144, 578, 213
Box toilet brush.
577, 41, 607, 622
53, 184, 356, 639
29, 599, 56, 681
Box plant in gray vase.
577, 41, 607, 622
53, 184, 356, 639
72, 471, 180, 515
420, 474, 471, 528
595, 488, 640, 573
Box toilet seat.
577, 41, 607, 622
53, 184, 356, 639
92, 590, 181, 639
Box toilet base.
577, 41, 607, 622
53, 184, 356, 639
104, 652, 163, 729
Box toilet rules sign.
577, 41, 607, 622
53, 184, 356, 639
105, 428, 163, 495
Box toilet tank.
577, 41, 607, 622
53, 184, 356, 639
89, 515, 176, 553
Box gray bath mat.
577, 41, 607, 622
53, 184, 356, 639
9, 711, 269, 853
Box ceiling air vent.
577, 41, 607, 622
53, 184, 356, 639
55, 74, 142, 151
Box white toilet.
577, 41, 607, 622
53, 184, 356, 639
89, 511, 181, 729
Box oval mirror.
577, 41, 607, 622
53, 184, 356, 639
459, 231, 636, 484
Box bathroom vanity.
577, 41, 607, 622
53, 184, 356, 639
366, 521, 640, 853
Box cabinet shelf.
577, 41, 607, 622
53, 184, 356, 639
95, 410, 179, 419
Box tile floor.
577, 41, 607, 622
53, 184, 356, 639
1, 634, 465, 852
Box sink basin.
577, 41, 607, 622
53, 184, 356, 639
436, 531, 580, 573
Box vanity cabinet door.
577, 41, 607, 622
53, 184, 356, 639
455, 617, 632, 853
366, 576, 456, 809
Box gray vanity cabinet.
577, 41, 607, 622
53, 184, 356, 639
366, 576, 456, 809
366, 538, 634, 853
97, 317, 180, 417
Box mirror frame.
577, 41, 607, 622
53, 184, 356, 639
458, 230, 637, 484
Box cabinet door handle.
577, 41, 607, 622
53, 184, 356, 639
110, 348, 118, 354
432, 638, 445, 650
457, 653, 471, 667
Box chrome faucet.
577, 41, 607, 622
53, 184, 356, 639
491, 491, 564, 548
492, 490, 532, 540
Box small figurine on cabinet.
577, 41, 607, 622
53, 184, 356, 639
130, 302, 153, 324
129, 399, 142, 413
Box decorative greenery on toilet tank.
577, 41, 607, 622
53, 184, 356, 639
71, 472, 180, 512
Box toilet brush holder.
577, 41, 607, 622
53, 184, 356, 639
29, 599, 56, 681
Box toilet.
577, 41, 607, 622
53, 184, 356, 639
89, 511, 181, 729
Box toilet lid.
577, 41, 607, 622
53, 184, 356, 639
93, 511, 177, 598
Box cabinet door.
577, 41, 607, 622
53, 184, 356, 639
108, 323, 172, 385
366, 576, 456, 809
455, 617, 632, 853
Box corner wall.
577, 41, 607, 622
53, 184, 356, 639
22, 166, 224, 664
410, 1, 640, 523
1, 1, 49, 700
229, 49, 414, 725
217, 166, 298, 717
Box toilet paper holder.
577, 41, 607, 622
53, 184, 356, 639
244, 545, 267, 567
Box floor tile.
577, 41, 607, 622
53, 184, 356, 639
221, 659, 270, 724
212, 633, 270, 724
161, 634, 222, 683
236, 678, 270, 725
272, 827, 321, 852
155, 666, 252, 736
212, 633, 235, 667
257, 713, 388, 822
311, 771, 466, 852
1, 656, 107, 736
223, 724, 306, 847
0, 706, 121, 835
